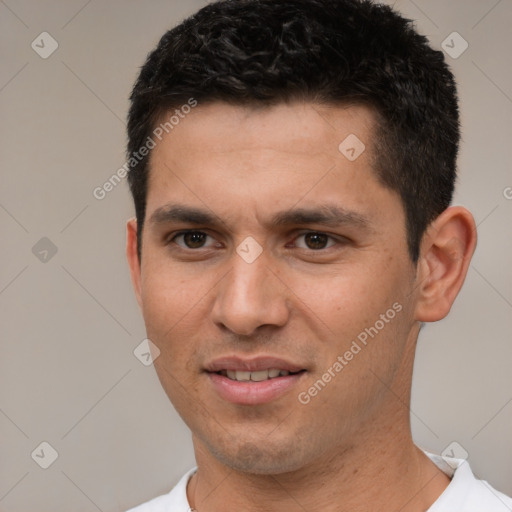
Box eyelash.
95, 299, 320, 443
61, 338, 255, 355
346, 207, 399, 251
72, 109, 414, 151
167, 230, 345, 252
169, 231, 219, 250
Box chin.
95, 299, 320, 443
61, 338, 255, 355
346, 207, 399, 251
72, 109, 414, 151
205, 436, 309, 475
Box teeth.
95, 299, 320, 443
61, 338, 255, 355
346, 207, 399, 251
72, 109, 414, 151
235, 370, 251, 381
250, 370, 269, 382
224, 368, 297, 382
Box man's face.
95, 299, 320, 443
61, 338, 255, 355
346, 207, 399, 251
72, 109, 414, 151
129, 102, 420, 474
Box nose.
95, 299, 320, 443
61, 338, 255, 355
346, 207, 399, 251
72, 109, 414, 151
211, 251, 290, 336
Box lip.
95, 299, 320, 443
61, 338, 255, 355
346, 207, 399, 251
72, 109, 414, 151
205, 355, 307, 405
207, 371, 306, 405
205, 356, 305, 373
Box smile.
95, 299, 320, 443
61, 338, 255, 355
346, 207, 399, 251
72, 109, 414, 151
217, 369, 302, 382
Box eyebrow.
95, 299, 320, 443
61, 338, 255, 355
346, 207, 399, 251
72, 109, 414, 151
271, 205, 370, 229
148, 203, 371, 230
149, 204, 220, 227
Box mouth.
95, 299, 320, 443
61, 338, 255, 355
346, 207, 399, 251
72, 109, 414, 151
215, 368, 305, 382
205, 356, 307, 405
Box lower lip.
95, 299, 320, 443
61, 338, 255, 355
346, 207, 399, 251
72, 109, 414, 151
207, 372, 305, 405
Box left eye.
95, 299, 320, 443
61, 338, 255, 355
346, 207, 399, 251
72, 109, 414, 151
294, 232, 336, 250
172, 231, 217, 249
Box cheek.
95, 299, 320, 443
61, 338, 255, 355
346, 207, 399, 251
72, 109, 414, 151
140, 267, 205, 404
291, 259, 413, 390
288, 265, 396, 340
140, 256, 211, 331
140, 273, 197, 374
139, 258, 230, 382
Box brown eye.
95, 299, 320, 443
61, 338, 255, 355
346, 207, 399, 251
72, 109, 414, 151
173, 231, 213, 249
184, 232, 207, 248
303, 232, 330, 250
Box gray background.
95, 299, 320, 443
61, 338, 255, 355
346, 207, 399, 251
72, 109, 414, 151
1, 1, 511, 510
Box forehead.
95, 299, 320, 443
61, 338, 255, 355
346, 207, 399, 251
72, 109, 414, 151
144, 101, 400, 230
147, 101, 379, 192
150, 101, 377, 163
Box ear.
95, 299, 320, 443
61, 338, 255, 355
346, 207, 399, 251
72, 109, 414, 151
126, 218, 143, 308
414, 206, 477, 322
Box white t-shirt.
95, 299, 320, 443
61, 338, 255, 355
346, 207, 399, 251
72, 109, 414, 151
127, 452, 512, 511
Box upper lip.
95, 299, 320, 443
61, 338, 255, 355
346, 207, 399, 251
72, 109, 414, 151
205, 356, 306, 373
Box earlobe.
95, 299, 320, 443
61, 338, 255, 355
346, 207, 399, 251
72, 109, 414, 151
126, 218, 143, 308
414, 206, 477, 322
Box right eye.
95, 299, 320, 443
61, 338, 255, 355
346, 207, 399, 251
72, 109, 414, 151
170, 231, 217, 249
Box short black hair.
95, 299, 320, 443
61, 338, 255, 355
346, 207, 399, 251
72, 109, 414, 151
127, 0, 459, 262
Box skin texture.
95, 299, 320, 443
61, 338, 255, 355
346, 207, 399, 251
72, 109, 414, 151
126, 101, 477, 511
